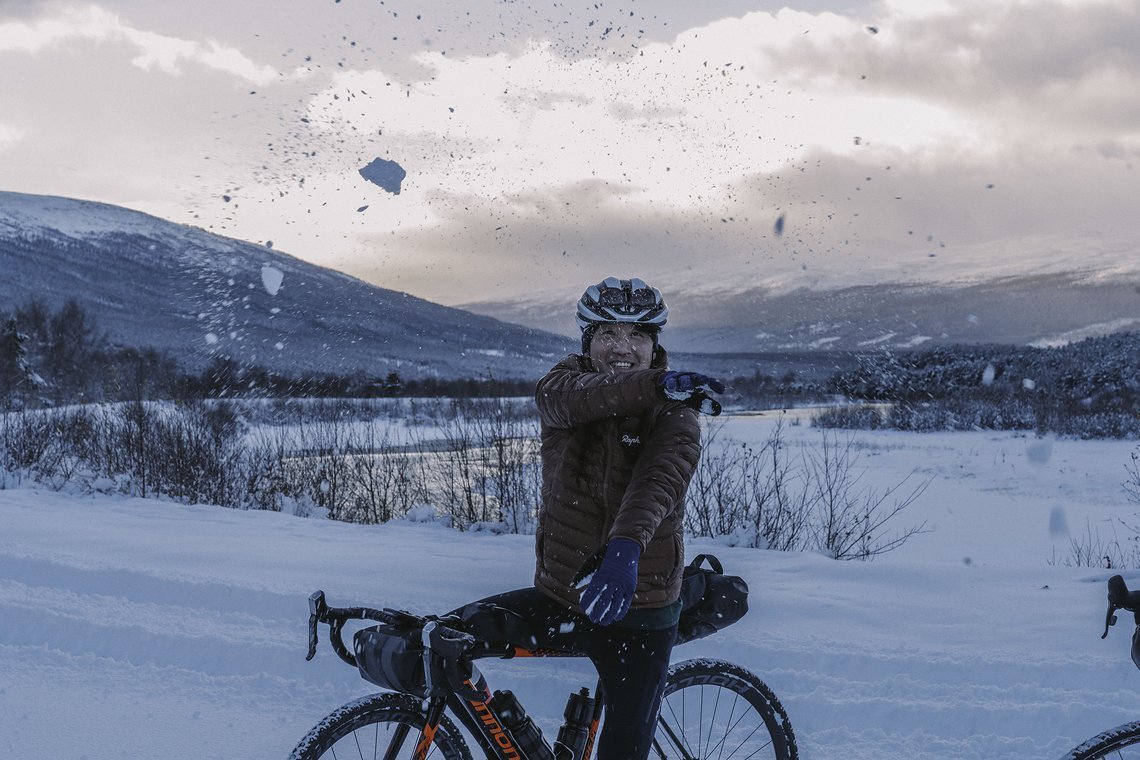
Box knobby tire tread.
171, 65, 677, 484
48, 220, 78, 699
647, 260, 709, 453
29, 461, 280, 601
1062, 720, 1140, 759
660, 658, 798, 760
290, 691, 473, 760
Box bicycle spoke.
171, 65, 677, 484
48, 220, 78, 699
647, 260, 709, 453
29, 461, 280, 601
663, 696, 698, 758
655, 714, 697, 760
704, 699, 772, 760
655, 660, 794, 760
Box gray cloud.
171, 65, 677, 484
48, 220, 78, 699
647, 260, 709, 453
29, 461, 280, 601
769, 1, 1140, 137
333, 128, 1140, 305
0, 0, 57, 19
5, 0, 1137, 308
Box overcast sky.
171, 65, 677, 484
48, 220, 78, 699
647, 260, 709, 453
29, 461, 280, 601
2, 0, 1138, 306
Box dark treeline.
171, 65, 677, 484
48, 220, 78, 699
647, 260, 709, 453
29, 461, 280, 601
0, 299, 533, 409
818, 332, 1140, 438
722, 367, 831, 408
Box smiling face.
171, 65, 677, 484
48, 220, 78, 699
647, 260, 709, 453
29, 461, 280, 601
588, 321, 655, 374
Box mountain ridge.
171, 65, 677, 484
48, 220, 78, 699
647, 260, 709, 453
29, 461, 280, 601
0, 191, 573, 379
463, 268, 1140, 354
5, 191, 1138, 379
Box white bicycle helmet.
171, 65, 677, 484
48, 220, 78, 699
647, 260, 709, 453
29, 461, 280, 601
575, 277, 668, 332
576, 277, 668, 355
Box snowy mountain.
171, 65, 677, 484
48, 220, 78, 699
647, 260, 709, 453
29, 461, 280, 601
6, 190, 1135, 385
463, 236, 1140, 354
0, 191, 573, 379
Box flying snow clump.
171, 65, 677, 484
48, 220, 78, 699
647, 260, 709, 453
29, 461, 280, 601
261, 264, 284, 296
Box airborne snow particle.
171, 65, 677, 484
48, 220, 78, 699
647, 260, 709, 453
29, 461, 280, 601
205, 333, 219, 345
981, 364, 996, 385
774, 213, 785, 236
1028, 437, 1054, 465
359, 158, 407, 194
1048, 504, 1067, 535
261, 264, 284, 296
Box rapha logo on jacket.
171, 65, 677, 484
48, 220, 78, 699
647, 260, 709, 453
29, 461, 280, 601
616, 416, 646, 456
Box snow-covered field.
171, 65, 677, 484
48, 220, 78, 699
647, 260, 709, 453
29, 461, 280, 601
3, 413, 1140, 759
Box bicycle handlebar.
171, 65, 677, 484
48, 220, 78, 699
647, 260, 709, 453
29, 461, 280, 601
306, 590, 415, 665
305, 590, 513, 700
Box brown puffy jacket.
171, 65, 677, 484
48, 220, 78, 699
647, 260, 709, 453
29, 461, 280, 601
533, 351, 702, 611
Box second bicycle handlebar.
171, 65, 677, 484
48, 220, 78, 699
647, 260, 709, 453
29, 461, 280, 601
1101, 575, 1140, 673
1103, 575, 1140, 639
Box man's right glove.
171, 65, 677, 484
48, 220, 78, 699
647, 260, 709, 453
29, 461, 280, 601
658, 371, 725, 416
573, 537, 642, 626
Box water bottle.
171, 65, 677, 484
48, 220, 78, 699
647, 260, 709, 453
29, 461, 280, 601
492, 689, 554, 760
554, 688, 595, 760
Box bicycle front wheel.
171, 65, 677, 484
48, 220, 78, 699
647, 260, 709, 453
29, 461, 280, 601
654, 658, 797, 760
290, 692, 473, 760
1061, 721, 1140, 759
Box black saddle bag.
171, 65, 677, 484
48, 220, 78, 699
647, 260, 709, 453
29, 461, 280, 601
677, 554, 749, 644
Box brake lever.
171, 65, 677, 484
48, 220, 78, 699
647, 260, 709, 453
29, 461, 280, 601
306, 590, 327, 661
1103, 606, 1118, 640
1105, 576, 1131, 639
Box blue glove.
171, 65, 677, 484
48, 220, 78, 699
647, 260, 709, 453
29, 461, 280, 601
659, 371, 725, 400
658, 371, 725, 416
573, 538, 641, 626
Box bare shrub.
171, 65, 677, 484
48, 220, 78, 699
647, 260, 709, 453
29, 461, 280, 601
685, 420, 752, 539
687, 420, 811, 551
1126, 448, 1140, 507
0, 408, 88, 486
429, 398, 541, 531
804, 432, 929, 560
4, 400, 924, 554
745, 423, 813, 552
686, 422, 927, 560
1049, 518, 1136, 569
1056, 447, 1140, 569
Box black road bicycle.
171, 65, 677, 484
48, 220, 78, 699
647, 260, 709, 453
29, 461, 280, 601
1060, 575, 1140, 759
290, 590, 798, 760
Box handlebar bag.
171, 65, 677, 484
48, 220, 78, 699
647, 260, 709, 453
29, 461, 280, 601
354, 624, 426, 696
676, 554, 749, 644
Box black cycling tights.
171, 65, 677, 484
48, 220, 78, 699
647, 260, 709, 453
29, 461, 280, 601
465, 587, 677, 760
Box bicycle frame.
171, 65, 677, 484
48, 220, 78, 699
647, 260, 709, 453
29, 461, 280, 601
306, 590, 605, 760
442, 663, 602, 760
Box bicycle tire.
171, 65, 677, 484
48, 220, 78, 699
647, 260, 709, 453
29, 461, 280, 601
1061, 721, 1140, 759
290, 692, 474, 760
654, 658, 797, 760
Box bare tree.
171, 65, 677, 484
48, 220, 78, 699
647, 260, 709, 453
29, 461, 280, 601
804, 432, 929, 560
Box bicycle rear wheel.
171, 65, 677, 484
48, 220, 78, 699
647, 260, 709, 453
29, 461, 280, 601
1061, 721, 1140, 759
290, 692, 473, 760
654, 658, 797, 760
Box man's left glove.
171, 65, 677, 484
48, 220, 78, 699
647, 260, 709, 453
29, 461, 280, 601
572, 537, 642, 626
658, 371, 725, 416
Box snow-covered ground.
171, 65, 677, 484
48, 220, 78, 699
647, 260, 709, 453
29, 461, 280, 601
3, 413, 1140, 759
